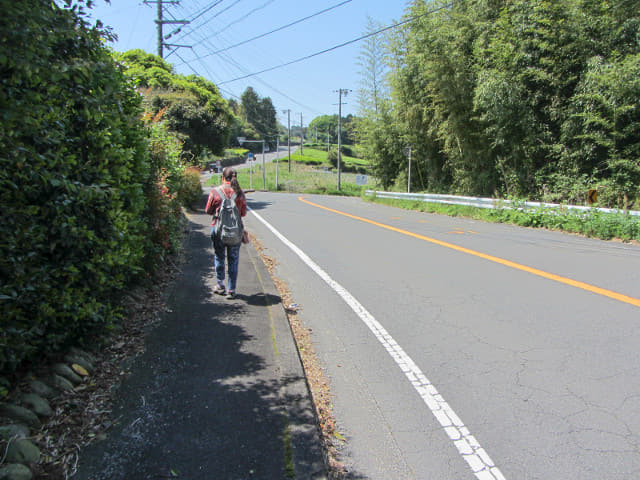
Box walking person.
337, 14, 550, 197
205, 167, 247, 299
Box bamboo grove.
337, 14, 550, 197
359, 0, 640, 209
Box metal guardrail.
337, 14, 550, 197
365, 190, 640, 217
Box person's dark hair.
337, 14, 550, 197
223, 167, 243, 195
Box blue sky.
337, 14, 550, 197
84, 0, 410, 127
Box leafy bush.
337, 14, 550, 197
328, 147, 369, 173
0, 1, 152, 373
178, 167, 204, 209
341, 145, 356, 158
328, 148, 339, 167
146, 169, 184, 262
119, 50, 234, 159
486, 207, 640, 241
143, 114, 190, 265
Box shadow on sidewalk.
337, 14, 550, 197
73, 218, 320, 480
234, 292, 282, 306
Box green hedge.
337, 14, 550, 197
0, 1, 153, 373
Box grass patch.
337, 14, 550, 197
206, 160, 367, 197
293, 147, 368, 169
364, 193, 640, 242
225, 147, 249, 156
282, 414, 294, 479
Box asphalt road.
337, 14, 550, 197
243, 192, 640, 480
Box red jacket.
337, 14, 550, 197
205, 182, 247, 226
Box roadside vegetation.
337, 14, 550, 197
205, 146, 640, 243
357, 1, 640, 212
351, 1, 640, 243
365, 195, 640, 243
0, 1, 226, 379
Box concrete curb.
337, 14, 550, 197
244, 240, 328, 479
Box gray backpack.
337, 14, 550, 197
214, 187, 243, 246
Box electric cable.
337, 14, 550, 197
165, 0, 243, 57
140, 2, 314, 126
174, 0, 353, 66
185, 0, 226, 23
188, 0, 275, 48
217, 1, 458, 85
180, 25, 317, 114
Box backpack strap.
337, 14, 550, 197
213, 186, 225, 219
215, 186, 237, 201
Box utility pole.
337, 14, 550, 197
407, 147, 412, 193
144, 0, 188, 58
275, 135, 280, 191
262, 140, 266, 190
282, 109, 291, 172
156, 0, 163, 58
300, 112, 304, 155
335, 89, 351, 191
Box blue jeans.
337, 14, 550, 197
211, 228, 241, 292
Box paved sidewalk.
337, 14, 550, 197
74, 199, 327, 479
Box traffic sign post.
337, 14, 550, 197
275, 136, 280, 191
237, 138, 265, 190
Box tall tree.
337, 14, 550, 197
359, 100, 405, 190
391, 0, 496, 194
362, 0, 640, 206
240, 87, 261, 124
357, 17, 391, 117
308, 115, 338, 144
240, 87, 278, 148
118, 50, 233, 159
474, 0, 584, 197
563, 54, 640, 208
259, 96, 278, 141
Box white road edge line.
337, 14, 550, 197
250, 208, 507, 480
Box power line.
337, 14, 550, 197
208, 43, 321, 115
143, 2, 310, 113
165, 0, 243, 57
164, 0, 224, 40
188, 0, 275, 49
218, 1, 458, 85
175, 0, 353, 66
186, 0, 226, 23
174, 16, 266, 83
166, 7, 300, 106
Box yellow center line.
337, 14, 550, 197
298, 196, 640, 309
